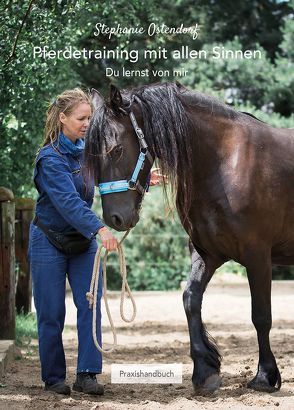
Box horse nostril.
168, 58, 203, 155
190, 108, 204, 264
111, 214, 123, 228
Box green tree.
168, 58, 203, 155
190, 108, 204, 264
190, 0, 291, 59
0, 0, 159, 195
0, 1, 83, 195
266, 5, 294, 116
180, 38, 275, 108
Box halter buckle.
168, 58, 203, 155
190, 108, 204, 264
128, 180, 137, 190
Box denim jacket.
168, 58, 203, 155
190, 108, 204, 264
34, 143, 104, 239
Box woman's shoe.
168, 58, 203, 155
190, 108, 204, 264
73, 372, 104, 395
44, 381, 71, 395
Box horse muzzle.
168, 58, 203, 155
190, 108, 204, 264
104, 210, 139, 232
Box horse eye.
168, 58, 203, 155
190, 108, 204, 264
111, 145, 123, 160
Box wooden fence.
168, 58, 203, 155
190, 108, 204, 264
15, 198, 35, 314
0, 187, 34, 340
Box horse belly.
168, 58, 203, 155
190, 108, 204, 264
188, 207, 241, 261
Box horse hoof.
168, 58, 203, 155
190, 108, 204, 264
247, 377, 279, 393
193, 374, 221, 395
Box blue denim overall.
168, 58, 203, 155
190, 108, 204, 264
28, 137, 104, 385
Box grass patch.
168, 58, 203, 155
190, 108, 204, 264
15, 312, 38, 347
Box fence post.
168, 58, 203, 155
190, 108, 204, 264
0, 187, 15, 340
15, 198, 35, 314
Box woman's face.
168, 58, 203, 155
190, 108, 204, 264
60, 102, 92, 141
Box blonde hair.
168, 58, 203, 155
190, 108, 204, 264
42, 87, 93, 148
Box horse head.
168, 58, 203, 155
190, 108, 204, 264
84, 86, 153, 231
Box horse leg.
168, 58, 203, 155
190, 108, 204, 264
245, 248, 281, 392
183, 242, 222, 393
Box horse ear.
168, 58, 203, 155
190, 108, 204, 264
110, 84, 123, 109
91, 88, 104, 111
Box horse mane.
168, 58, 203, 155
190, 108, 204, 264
241, 111, 265, 123
125, 82, 196, 226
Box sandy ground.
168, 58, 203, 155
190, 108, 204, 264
0, 275, 293, 409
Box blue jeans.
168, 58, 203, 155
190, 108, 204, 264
28, 223, 102, 385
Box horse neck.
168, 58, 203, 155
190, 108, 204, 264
186, 105, 239, 180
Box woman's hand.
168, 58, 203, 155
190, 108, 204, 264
98, 227, 118, 251
149, 168, 168, 186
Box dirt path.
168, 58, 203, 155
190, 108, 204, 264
1, 277, 293, 409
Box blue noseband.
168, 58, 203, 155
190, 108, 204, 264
98, 102, 154, 196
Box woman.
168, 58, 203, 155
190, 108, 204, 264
29, 88, 118, 395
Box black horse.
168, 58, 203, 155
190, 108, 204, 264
84, 82, 294, 393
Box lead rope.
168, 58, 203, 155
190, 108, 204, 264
86, 230, 136, 354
